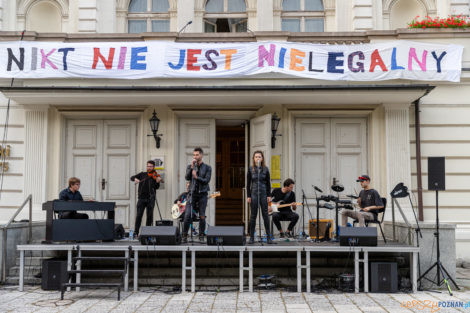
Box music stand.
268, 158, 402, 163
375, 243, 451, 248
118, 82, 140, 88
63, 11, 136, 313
390, 182, 423, 289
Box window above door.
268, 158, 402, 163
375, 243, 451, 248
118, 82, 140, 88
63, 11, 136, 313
128, 0, 171, 33
281, 0, 325, 32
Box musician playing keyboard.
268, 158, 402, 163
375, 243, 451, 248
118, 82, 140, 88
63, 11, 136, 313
270, 178, 299, 238
58, 177, 89, 219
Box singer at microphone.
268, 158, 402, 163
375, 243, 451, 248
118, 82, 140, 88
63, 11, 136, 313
182, 147, 212, 243
246, 150, 272, 244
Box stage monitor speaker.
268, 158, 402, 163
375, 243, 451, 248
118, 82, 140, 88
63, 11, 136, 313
139, 226, 181, 245
155, 220, 173, 226
339, 227, 377, 246
206, 226, 245, 246
114, 224, 125, 240
41, 258, 68, 290
370, 262, 398, 293
428, 157, 445, 191
308, 219, 333, 240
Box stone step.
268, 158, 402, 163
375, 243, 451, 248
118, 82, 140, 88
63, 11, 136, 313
15, 250, 63, 258
14, 256, 50, 266
9, 265, 41, 276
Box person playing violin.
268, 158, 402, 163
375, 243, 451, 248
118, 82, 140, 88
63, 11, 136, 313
130, 160, 162, 236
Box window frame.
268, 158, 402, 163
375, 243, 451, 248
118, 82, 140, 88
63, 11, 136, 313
127, 0, 170, 33
204, 0, 248, 33
281, 0, 325, 32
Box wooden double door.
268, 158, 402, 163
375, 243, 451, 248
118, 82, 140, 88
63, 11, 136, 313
65, 119, 137, 228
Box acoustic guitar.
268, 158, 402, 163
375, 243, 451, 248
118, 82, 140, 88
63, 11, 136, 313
171, 191, 221, 219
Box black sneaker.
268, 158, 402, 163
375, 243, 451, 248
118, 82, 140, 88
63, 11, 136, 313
199, 234, 205, 242
285, 231, 293, 238
249, 237, 255, 244
181, 234, 188, 243
267, 236, 273, 244
279, 232, 285, 238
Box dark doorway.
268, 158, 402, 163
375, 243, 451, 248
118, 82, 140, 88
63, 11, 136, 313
215, 125, 245, 226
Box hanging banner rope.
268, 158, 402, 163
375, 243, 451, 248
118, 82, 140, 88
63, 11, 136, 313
0, 40, 463, 82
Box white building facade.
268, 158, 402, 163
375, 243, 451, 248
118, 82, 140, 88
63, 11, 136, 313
1, 0, 470, 258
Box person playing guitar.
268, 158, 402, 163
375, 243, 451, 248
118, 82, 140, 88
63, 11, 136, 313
130, 160, 162, 236
269, 178, 299, 238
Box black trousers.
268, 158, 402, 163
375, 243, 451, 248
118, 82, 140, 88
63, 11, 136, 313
249, 194, 271, 238
183, 192, 208, 235
135, 197, 155, 234
272, 210, 299, 232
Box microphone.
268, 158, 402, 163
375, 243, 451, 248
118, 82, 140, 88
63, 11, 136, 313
257, 159, 260, 167
178, 21, 192, 35
313, 186, 323, 193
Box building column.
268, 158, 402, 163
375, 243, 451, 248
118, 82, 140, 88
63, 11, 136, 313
352, 0, 373, 31
24, 108, 48, 208
384, 103, 413, 221
323, 0, 336, 31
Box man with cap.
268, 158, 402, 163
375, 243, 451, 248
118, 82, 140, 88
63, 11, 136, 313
341, 175, 384, 227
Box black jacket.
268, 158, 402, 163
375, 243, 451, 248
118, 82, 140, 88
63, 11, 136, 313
246, 166, 271, 197
130, 172, 160, 199
185, 162, 212, 194
59, 188, 83, 201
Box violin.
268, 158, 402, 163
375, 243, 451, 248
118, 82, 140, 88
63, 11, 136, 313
147, 170, 164, 183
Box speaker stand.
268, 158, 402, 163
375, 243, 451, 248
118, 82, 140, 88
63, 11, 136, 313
418, 190, 459, 295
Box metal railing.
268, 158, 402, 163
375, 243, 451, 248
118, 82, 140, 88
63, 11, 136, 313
1, 194, 32, 282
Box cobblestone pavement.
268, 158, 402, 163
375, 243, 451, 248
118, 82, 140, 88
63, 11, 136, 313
0, 286, 469, 313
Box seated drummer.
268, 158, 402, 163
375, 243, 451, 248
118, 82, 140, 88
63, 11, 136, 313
270, 178, 299, 238
341, 175, 383, 227
58, 177, 89, 219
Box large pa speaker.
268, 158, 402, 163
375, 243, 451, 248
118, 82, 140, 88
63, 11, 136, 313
206, 226, 245, 246
139, 226, 181, 245
370, 262, 398, 293
339, 227, 377, 246
428, 157, 445, 191
41, 258, 68, 290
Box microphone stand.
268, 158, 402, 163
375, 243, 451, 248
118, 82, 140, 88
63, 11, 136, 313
188, 160, 198, 244
257, 163, 263, 245
300, 189, 312, 240
408, 193, 423, 290
313, 188, 320, 243
300, 190, 306, 239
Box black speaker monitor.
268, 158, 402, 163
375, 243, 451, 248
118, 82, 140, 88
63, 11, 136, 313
41, 258, 68, 290
140, 226, 181, 245
428, 157, 445, 191
207, 226, 245, 246
339, 227, 377, 246
370, 262, 398, 293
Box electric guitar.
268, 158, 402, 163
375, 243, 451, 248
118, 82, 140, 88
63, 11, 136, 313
268, 201, 303, 215
171, 191, 221, 219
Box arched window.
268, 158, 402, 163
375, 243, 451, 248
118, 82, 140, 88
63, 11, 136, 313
128, 0, 170, 33
281, 0, 324, 32
204, 0, 248, 33
390, 0, 426, 29
26, 1, 62, 32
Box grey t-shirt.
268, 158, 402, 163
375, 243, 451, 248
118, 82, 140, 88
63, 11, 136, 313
359, 189, 383, 216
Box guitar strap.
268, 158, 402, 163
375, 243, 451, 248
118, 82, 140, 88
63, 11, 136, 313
283, 191, 292, 203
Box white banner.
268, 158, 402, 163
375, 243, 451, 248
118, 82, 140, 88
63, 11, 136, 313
0, 40, 463, 82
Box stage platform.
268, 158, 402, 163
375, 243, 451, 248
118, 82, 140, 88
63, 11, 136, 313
17, 240, 419, 294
